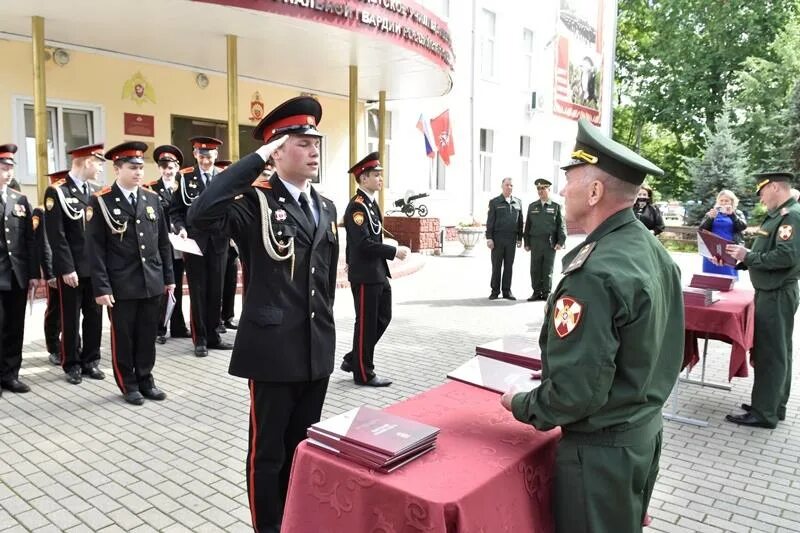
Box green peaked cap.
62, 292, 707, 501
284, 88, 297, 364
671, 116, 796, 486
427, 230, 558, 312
561, 118, 664, 185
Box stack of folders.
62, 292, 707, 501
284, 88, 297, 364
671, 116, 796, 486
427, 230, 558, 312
683, 287, 721, 306
447, 355, 541, 394
475, 337, 542, 370
689, 273, 736, 292
307, 407, 439, 473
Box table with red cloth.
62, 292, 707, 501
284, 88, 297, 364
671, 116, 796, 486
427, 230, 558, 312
281, 381, 560, 533
683, 287, 755, 380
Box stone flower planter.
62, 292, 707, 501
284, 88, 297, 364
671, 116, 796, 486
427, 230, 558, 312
456, 226, 484, 256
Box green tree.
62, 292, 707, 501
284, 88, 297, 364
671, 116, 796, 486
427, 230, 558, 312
685, 115, 749, 225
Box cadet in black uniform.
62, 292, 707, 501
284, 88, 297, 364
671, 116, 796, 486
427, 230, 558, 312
215, 159, 240, 334
524, 178, 567, 301
486, 177, 523, 299
170, 137, 232, 357
0, 144, 38, 395
87, 142, 175, 405
188, 96, 338, 533
148, 145, 190, 344
340, 152, 409, 387
44, 143, 106, 385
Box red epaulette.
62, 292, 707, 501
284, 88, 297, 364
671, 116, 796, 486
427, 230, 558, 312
145, 179, 159, 189
51, 179, 66, 187
251, 177, 272, 189
354, 196, 365, 204
180, 166, 195, 175
94, 186, 112, 196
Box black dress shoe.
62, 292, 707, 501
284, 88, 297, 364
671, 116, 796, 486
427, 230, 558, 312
489, 293, 499, 300
724, 412, 776, 429
527, 294, 538, 302
208, 340, 234, 350
141, 387, 167, 401
123, 391, 145, 406
216, 324, 227, 334
66, 369, 82, 385
340, 360, 353, 372
156, 335, 167, 345
740, 403, 785, 421
224, 319, 239, 330
48, 352, 61, 366
171, 330, 192, 339
503, 292, 517, 300
82, 366, 105, 380
356, 376, 392, 387
195, 344, 208, 357
1, 379, 31, 393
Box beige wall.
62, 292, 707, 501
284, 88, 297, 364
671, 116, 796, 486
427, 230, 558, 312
0, 39, 363, 208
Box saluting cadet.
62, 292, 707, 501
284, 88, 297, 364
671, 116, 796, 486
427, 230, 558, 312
215, 159, 240, 334
339, 152, 409, 387
44, 143, 106, 385
188, 96, 338, 533
725, 172, 800, 428
148, 145, 190, 344
0, 144, 37, 395
524, 178, 567, 301
485, 177, 523, 300
170, 136, 232, 357
87, 142, 175, 406
502, 118, 684, 533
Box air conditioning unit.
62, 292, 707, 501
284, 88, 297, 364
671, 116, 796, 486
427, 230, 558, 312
526, 91, 543, 116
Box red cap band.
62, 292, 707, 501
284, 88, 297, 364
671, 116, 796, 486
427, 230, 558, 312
111, 149, 143, 160
0, 152, 13, 159
263, 114, 316, 140
354, 159, 380, 176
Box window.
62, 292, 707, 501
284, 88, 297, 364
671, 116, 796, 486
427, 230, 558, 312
480, 128, 494, 191
522, 28, 534, 89
480, 9, 496, 78
552, 141, 562, 184
520, 135, 531, 191
13, 98, 103, 185
366, 108, 392, 183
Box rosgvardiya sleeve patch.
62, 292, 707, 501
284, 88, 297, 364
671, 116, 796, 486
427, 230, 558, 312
352, 212, 365, 226
778, 224, 794, 241
553, 295, 583, 338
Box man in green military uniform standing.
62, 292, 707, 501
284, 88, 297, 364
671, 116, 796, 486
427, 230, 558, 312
501, 118, 684, 533
485, 178, 523, 300
524, 178, 567, 301
725, 172, 800, 429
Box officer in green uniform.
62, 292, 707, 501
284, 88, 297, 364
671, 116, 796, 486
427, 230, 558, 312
501, 118, 684, 533
524, 178, 567, 301
724, 172, 800, 428
485, 178, 523, 300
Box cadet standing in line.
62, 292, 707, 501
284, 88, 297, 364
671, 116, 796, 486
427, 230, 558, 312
215, 159, 240, 334
502, 118, 684, 533
725, 172, 800, 428
339, 152, 409, 387
87, 142, 175, 405
44, 143, 106, 385
188, 96, 338, 533
170, 137, 233, 357
0, 144, 38, 395
524, 178, 567, 301
485, 177, 523, 300
148, 145, 191, 344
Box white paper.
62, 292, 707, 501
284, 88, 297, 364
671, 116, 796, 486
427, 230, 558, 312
169, 234, 203, 256
163, 290, 177, 328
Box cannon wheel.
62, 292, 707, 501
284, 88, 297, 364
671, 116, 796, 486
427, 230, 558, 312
417, 204, 429, 217
403, 204, 416, 217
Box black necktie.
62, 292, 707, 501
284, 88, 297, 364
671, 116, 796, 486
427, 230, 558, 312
299, 192, 316, 228
203, 172, 211, 185
82, 183, 88, 197
129, 192, 137, 209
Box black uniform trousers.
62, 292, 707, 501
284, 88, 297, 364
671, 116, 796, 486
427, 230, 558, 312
0, 278, 28, 382
44, 286, 61, 354
158, 256, 187, 336
58, 276, 102, 372
490, 234, 517, 295
343, 281, 392, 383
247, 378, 329, 532
108, 295, 161, 394
529, 237, 556, 296
184, 248, 226, 346
222, 247, 238, 322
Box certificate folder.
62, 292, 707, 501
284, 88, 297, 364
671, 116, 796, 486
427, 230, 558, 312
447, 356, 540, 394
697, 229, 737, 266
307, 438, 435, 473
475, 337, 542, 370
689, 273, 736, 292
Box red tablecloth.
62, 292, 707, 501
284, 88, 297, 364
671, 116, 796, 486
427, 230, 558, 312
683, 288, 755, 380
282, 381, 559, 533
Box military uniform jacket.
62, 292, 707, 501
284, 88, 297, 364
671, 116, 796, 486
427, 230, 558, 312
187, 153, 339, 383
169, 167, 229, 254
511, 208, 684, 435
344, 189, 394, 284
523, 200, 567, 248
486, 194, 523, 241
32, 206, 54, 280
44, 176, 101, 278
0, 188, 37, 289
740, 198, 800, 290
87, 184, 174, 300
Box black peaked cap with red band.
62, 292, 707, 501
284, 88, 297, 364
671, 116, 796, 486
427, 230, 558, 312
153, 144, 184, 167
253, 96, 323, 143
189, 136, 223, 156
349, 152, 383, 178
0, 143, 18, 166
67, 142, 105, 161
105, 141, 148, 165
48, 169, 70, 184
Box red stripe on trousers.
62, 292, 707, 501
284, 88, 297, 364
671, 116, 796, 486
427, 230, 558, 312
108, 308, 126, 394
247, 380, 259, 530
56, 279, 66, 367
358, 284, 367, 382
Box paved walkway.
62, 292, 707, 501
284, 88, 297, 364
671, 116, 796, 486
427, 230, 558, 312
1, 238, 798, 532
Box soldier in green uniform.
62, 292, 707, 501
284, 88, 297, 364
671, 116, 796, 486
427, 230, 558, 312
485, 178, 523, 300
724, 172, 800, 429
501, 118, 684, 533
524, 178, 567, 301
